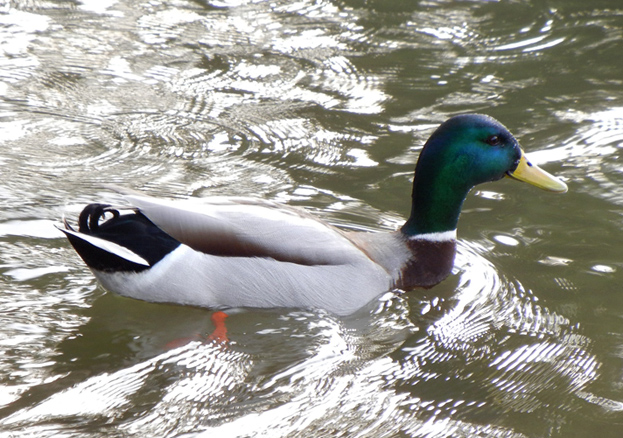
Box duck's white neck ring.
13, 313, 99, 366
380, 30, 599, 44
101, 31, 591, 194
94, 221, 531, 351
408, 229, 457, 242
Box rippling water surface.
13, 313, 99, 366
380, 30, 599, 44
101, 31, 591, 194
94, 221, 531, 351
1, 0, 622, 436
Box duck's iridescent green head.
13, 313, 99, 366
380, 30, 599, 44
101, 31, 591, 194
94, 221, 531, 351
402, 114, 567, 236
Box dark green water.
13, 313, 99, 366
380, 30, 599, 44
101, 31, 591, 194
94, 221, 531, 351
0, 0, 622, 436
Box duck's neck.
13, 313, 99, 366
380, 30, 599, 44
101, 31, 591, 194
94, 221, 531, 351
401, 164, 471, 238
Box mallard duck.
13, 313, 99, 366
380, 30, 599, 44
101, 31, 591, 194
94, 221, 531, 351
61, 114, 567, 316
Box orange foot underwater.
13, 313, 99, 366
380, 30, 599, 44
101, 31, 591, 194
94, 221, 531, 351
206, 311, 229, 344
164, 311, 229, 350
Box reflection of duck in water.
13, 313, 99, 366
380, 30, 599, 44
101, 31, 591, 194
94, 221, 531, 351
60, 114, 567, 319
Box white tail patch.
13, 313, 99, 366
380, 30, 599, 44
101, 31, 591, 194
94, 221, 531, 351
60, 226, 150, 267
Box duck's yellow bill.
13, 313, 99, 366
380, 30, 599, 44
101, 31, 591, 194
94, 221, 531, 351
506, 152, 568, 193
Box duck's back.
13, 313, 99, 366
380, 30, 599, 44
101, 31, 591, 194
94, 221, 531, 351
125, 195, 378, 266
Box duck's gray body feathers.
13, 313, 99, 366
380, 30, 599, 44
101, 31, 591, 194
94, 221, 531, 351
67, 195, 428, 315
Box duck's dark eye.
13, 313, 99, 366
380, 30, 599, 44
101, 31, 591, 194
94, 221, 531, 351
485, 135, 502, 146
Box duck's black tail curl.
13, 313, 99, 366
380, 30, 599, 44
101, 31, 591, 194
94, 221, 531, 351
62, 203, 181, 273
78, 203, 122, 234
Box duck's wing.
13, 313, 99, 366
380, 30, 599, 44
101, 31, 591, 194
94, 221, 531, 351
124, 194, 368, 266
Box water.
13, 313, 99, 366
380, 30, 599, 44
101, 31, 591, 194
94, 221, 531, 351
0, 0, 622, 436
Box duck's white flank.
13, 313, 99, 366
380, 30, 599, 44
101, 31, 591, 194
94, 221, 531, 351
409, 229, 457, 242
91, 244, 393, 315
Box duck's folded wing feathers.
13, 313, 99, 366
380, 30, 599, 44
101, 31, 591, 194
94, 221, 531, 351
124, 195, 368, 266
